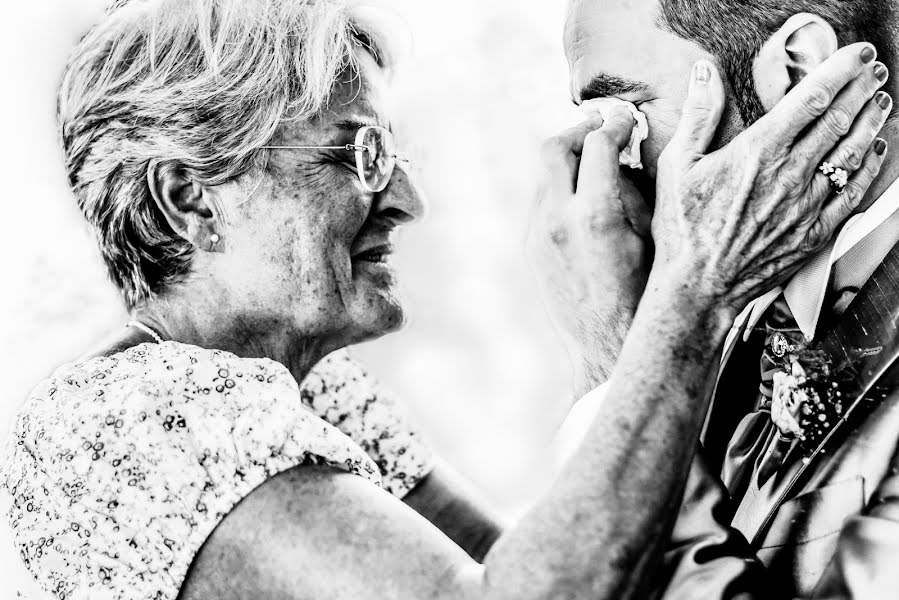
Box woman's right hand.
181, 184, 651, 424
652, 43, 891, 312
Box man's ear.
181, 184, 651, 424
147, 160, 225, 252
753, 13, 839, 111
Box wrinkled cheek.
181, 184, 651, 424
290, 240, 342, 302
252, 216, 319, 306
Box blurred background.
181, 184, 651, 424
0, 1, 581, 596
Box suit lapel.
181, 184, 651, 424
797, 240, 899, 466
703, 293, 783, 467
701, 311, 749, 442
702, 313, 767, 474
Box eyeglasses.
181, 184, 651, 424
261, 125, 407, 193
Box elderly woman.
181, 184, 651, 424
2, 0, 890, 599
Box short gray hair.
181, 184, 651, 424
60, 0, 391, 308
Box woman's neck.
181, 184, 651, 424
128, 294, 332, 385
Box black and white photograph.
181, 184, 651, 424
1, 1, 898, 598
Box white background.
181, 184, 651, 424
0, 1, 581, 597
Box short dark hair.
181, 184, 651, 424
657, 0, 897, 124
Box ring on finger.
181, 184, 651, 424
819, 161, 850, 195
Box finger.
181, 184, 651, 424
807, 140, 887, 250
855, 138, 891, 213
809, 90, 892, 190
601, 105, 638, 149
761, 42, 878, 144
793, 61, 888, 167
576, 107, 635, 198
538, 115, 606, 198
666, 60, 726, 167
553, 114, 608, 157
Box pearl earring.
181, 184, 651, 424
210, 234, 220, 245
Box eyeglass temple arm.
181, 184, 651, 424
261, 144, 409, 161
261, 144, 370, 152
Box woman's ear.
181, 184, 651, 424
753, 13, 839, 111
147, 160, 225, 252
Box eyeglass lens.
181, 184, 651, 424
358, 127, 395, 192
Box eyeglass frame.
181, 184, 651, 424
261, 125, 408, 193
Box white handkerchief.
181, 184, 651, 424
580, 98, 649, 170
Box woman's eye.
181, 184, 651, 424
321, 151, 355, 171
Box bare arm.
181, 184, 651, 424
481, 276, 735, 598
403, 464, 505, 563
180, 280, 735, 600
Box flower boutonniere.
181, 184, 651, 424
770, 341, 843, 458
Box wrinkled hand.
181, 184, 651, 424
653, 43, 891, 310
529, 110, 653, 395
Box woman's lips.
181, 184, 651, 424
351, 243, 394, 264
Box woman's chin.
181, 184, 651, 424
350, 289, 407, 340
343, 258, 407, 339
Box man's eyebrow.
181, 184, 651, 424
577, 74, 650, 104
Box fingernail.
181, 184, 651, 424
877, 91, 892, 109
875, 138, 888, 155
694, 61, 711, 84
861, 45, 877, 63
875, 62, 889, 81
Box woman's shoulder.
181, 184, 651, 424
17, 340, 296, 415
0, 342, 383, 600
2, 341, 381, 485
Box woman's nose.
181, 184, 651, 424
374, 166, 427, 225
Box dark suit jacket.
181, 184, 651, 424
660, 274, 899, 598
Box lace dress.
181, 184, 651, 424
1, 341, 432, 600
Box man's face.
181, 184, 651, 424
564, 0, 745, 183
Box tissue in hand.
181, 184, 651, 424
580, 98, 649, 170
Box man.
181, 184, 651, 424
561, 0, 899, 597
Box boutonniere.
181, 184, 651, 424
770, 339, 843, 458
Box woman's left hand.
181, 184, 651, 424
652, 47, 890, 310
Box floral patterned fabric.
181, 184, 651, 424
1, 341, 432, 600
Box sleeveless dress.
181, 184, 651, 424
1, 341, 432, 600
